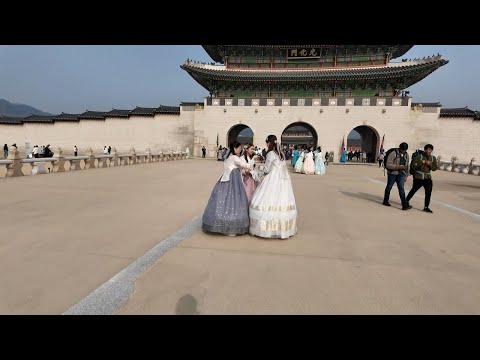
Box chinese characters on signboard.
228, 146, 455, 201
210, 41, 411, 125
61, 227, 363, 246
288, 48, 321, 59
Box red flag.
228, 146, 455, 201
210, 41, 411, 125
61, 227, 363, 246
341, 135, 345, 152
380, 134, 385, 153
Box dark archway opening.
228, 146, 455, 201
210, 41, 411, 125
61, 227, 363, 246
227, 125, 254, 147
347, 126, 379, 163
281, 122, 318, 150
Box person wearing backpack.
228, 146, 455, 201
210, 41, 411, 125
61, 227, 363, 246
382, 142, 412, 210
377, 151, 384, 168
405, 144, 438, 213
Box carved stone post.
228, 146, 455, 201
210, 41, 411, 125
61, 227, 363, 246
85, 148, 96, 169
146, 148, 151, 163
6, 147, 23, 177
130, 147, 136, 165
53, 147, 65, 173
71, 158, 82, 171
111, 147, 119, 166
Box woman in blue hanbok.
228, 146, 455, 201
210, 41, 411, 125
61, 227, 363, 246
340, 149, 347, 163
294, 148, 305, 173
291, 145, 299, 167
315, 149, 326, 175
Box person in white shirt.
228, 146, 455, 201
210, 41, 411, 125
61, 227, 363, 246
202, 141, 253, 236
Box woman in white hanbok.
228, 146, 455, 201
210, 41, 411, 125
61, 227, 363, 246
249, 135, 297, 239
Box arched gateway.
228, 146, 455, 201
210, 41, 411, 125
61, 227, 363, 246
227, 124, 254, 146
281, 122, 318, 149
347, 125, 379, 163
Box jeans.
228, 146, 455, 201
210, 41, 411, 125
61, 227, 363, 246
407, 178, 433, 208
3, 150, 7, 158
384, 172, 407, 206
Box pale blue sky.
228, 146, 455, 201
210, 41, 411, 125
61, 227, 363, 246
0, 45, 478, 114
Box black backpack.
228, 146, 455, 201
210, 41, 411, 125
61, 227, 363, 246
382, 148, 399, 174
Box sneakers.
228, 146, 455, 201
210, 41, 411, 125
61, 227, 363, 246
423, 207, 433, 213
402, 203, 413, 211
382, 201, 413, 210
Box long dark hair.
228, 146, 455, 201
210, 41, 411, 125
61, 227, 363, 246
243, 142, 254, 162
266, 135, 284, 161
227, 141, 241, 159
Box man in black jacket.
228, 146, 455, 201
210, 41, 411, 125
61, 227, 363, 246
406, 144, 438, 213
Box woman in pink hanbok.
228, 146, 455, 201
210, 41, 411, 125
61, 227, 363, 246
302, 149, 315, 175
241, 143, 257, 204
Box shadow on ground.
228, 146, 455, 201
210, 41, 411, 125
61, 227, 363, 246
175, 294, 199, 315
340, 191, 387, 205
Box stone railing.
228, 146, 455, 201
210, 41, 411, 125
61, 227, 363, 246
437, 156, 479, 176
1, 146, 189, 178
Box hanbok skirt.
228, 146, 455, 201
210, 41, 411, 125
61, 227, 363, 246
315, 157, 326, 175
249, 167, 297, 239
242, 172, 257, 204
303, 158, 315, 174
202, 168, 250, 235
294, 157, 304, 173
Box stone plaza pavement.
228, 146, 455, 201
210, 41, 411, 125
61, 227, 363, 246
0, 159, 479, 314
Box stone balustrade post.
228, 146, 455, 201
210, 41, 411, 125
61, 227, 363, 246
146, 148, 152, 163
53, 147, 65, 173
112, 148, 119, 166
71, 158, 82, 171
85, 148, 96, 169
6, 147, 23, 177
130, 147, 136, 165
100, 155, 108, 168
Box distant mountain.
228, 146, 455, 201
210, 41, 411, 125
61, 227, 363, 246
0, 99, 53, 118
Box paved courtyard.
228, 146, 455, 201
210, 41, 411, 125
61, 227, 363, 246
0, 159, 479, 314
